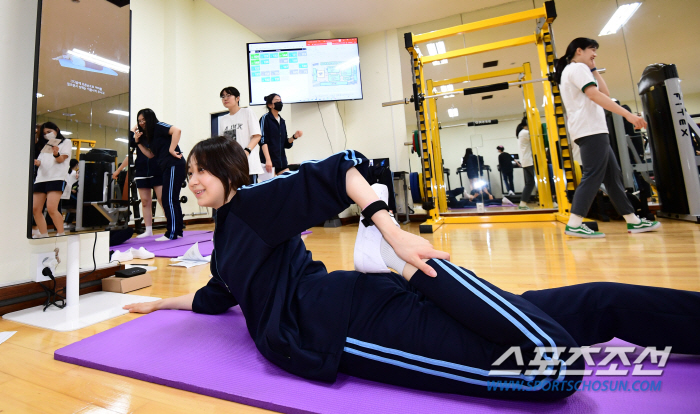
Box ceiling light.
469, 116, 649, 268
435, 41, 446, 55
36, 93, 44, 98
62, 113, 75, 116
67, 49, 130, 73
427, 41, 448, 65
71, 146, 77, 150
115, 138, 128, 143
79, 147, 90, 151
443, 94, 455, 99
426, 43, 438, 56
108, 109, 129, 116
62, 131, 73, 136
599, 3, 641, 36
440, 85, 454, 93
448, 107, 459, 117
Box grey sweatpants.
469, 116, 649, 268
570, 133, 634, 217
521, 166, 536, 203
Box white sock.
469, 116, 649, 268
137, 226, 154, 238
39, 233, 49, 238
567, 214, 583, 228
32, 229, 40, 236
380, 238, 406, 274
519, 201, 527, 207
623, 214, 641, 224
56, 232, 65, 236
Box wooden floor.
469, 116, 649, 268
2, 218, 700, 413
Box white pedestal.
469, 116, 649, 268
3, 291, 160, 332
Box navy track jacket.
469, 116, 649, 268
259, 113, 293, 171
147, 122, 184, 170
192, 150, 369, 382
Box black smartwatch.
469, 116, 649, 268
53, 153, 60, 158
244, 147, 251, 154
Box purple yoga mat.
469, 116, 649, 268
55, 307, 700, 413
111, 231, 214, 255
150, 231, 312, 258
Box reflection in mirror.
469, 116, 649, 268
29, 0, 130, 239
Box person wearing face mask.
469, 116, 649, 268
33, 122, 72, 237
218, 86, 263, 183
259, 93, 303, 175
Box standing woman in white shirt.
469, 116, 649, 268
218, 87, 263, 183
32, 122, 72, 237
516, 118, 535, 210
555, 38, 660, 238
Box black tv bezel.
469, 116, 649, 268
246, 38, 363, 106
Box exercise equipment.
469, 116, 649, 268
72, 155, 130, 232
638, 63, 700, 223
384, 1, 574, 232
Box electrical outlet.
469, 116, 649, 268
34, 252, 56, 282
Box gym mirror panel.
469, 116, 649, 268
29, 0, 131, 239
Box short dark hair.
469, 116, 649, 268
187, 136, 250, 200
220, 86, 240, 99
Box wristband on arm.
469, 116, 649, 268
361, 200, 390, 227
591, 67, 597, 73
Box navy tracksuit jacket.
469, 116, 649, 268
192, 150, 700, 401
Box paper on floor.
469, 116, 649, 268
169, 242, 211, 268
0, 331, 17, 345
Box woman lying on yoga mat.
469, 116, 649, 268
125, 136, 700, 401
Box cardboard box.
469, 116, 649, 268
102, 273, 152, 293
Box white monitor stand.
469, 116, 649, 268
3, 234, 160, 332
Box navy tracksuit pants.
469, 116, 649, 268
339, 259, 700, 401
161, 162, 186, 239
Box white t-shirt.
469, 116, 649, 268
560, 62, 608, 140
61, 170, 78, 199
218, 107, 263, 175
35, 138, 73, 183
518, 129, 534, 168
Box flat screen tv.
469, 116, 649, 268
247, 38, 363, 105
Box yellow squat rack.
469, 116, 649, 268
386, 1, 580, 233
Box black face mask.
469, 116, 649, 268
273, 102, 283, 112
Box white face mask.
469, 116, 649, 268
45, 131, 57, 140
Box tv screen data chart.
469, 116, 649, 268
248, 39, 362, 105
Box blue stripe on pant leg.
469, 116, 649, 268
168, 167, 175, 239
347, 337, 535, 382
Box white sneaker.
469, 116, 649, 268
353, 184, 396, 273
111, 249, 134, 262
155, 235, 176, 242
136, 231, 153, 239
130, 247, 155, 259
508, 191, 515, 196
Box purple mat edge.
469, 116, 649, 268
53, 352, 314, 414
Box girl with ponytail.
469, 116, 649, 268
556, 37, 659, 238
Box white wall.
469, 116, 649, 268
131, 0, 267, 219
286, 30, 408, 171
0, 1, 110, 288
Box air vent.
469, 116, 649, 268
483, 60, 498, 68
482, 95, 494, 100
